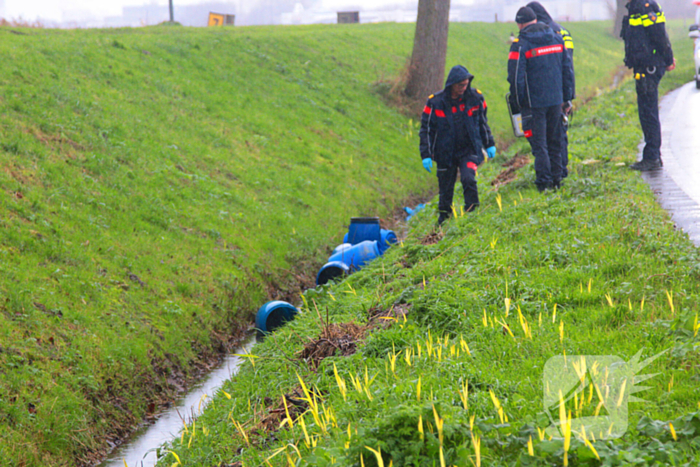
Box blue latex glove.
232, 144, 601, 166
486, 146, 497, 159
422, 158, 433, 173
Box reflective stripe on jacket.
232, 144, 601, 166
621, 0, 673, 69
419, 87, 495, 168
507, 23, 574, 112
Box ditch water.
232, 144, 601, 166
641, 81, 700, 247
98, 336, 255, 467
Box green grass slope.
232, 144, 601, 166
0, 20, 625, 466
155, 22, 700, 467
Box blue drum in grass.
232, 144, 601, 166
328, 240, 380, 270
256, 300, 298, 333
346, 217, 380, 245
378, 229, 397, 253
344, 226, 395, 253
332, 243, 353, 255
316, 261, 350, 286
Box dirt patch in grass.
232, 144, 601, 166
421, 230, 444, 245
297, 304, 413, 369
299, 322, 366, 369
257, 386, 309, 433
368, 303, 412, 329
491, 153, 531, 188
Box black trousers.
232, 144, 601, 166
523, 105, 563, 189
635, 67, 664, 162
437, 156, 478, 223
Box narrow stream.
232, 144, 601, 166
99, 336, 256, 467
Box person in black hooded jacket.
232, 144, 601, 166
526, 1, 575, 178
419, 65, 496, 225
508, 6, 574, 192
621, 0, 675, 171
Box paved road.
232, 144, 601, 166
641, 81, 700, 245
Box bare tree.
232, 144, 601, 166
404, 0, 451, 101
613, 0, 626, 38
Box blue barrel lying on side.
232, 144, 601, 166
256, 300, 298, 333
332, 243, 353, 255
328, 240, 379, 269
316, 261, 351, 287
378, 229, 397, 253
344, 229, 397, 253
316, 240, 380, 286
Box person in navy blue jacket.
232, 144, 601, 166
508, 6, 574, 192
526, 1, 576, 179
419, 65, 496, 225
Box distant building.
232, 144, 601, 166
337, 11, 360, 24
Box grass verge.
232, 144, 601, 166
155, 24, 700, 467
0, 19, 652, 465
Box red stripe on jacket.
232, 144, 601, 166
508, 51, 519, 60
435, 109, 446, 117
423, 106, 431, 115
525, 44, 563, 59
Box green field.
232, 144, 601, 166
153, 22, 700, 467
0, 18, 672, 466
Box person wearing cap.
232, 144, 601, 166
507, 6, 574, 192
620, 0, 675, 171
419, 65, 497, 225
526, 1, 576, 179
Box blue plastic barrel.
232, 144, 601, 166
328, 240, 380, 269
379, 229, 397, 253
344, 230, 396, 253
346, 217, 380, 245
316, 261, 351, 286
332, 243, 353, 255
255, 300, 298, 333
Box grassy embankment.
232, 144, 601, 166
155, 22, 700, 467
0, 19, 637, 466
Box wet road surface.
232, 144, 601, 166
641, 81, 700, 245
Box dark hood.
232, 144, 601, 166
520, 22, 556, 45
526, 1, 553, 24
444, 65, 474, 90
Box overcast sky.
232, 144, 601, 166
1, 0, 440, 26
3, 0, 176, 22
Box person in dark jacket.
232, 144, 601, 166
419, 65, 496, 225
526, 1, 575, 178
507, 6, 574, 192
621, 0, 675, 171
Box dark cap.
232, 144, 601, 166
515, 6, 537, 24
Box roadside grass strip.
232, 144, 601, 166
159, 50, 700, 466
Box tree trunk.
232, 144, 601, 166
613, 0, 626, 38
404, 0, 451, 101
